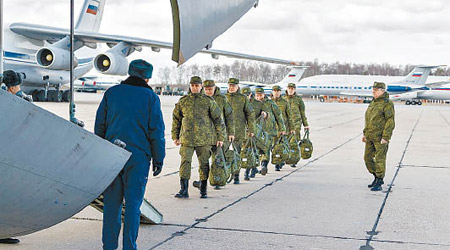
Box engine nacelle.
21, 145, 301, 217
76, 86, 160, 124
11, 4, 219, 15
36, 47, 78, 70
93, 52, 128, 75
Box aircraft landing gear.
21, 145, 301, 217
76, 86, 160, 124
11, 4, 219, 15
319, 96, 325, 102
32, 90, 47, 102
62, 90, 71, 102
405, 100, 411, 105
48, 90, 63, 102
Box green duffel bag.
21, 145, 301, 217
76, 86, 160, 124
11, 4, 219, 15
285, 134, 301, 165
240, 137, 258, 169
209, 146, 227, 187
271, 135, 289, 165
254, 116, 270, 152
224, 142, 240, 183
300, 130, 313, 159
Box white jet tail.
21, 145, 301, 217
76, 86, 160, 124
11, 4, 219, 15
278, 66, 308, 84
399, 65, 440, 86
76, 0, 106, 32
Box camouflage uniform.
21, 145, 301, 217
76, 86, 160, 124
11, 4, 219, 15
259, 94, 286, 162
206, 81, 235, 139
363, 87, 395, 179
172, 80, 226, 181
225, 78, 255, 181
272, 86, 295, 134
284, 83, 309, 140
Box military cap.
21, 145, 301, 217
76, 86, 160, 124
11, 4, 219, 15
190, 76, 202, 84
373, 81, 386, 89
228, 78, 239, 85
241, 87, 251, 96
255, 87, 265, 93
287, 83, 296, 88
128, 59, 153, 79
203, 79, 215, 87
2, 70, 23, 87
272, 85, 282, 91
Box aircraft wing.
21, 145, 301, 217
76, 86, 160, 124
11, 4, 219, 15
10, 23, 298, 66
170, 0, 260, 65
424, 81, 450, 89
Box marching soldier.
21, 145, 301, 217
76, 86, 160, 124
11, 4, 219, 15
225, 78, 255, 184
247, 87, 266, 179
172, 76, 226, 198
254, 87, 286, 175
284, 83, 309, 167
193, 79, 235, 189
271, 85, 295, 171
363, 82, 395, 191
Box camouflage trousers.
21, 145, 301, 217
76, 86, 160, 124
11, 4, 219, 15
260, 135, 275, 162
364, 140, 389, 178
179, 145, 212, 181
233, 140, 243, 177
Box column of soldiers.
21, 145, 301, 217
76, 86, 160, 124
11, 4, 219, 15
171, 76, 309, 198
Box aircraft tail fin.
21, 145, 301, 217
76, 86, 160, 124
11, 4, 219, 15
76, 0, 106, 32
279, 66, 308, 84
400, 65, 442, 86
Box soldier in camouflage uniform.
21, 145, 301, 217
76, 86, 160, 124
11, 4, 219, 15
271, 85, 295, 171
192, 80, 235, 189
254, 87, 286, 175
225, 78, 255, 184
363, 82, 395, 192
172, 76, 226, 198
284, 83, 309, 167
247, 87, 265, 179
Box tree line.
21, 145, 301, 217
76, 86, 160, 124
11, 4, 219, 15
155, 60, 450, 86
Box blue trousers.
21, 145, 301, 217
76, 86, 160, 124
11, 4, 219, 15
102, 155, 150, 250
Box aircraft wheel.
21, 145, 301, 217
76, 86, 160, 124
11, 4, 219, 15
48, 90, 62, 102
62, 90, 71, 102
34, 90, 47, 102
319, 97, 325, 102
418, 101, 422, 105
405, 100, 411, 105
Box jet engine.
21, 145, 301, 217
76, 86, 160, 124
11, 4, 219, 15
36, 47, 78, 70
93, 52, 128, 75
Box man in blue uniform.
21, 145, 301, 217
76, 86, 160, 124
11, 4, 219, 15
1, 70, 32, 102
95, 59, 165, 250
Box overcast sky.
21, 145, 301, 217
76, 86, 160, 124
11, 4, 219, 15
4, 0, 450, 78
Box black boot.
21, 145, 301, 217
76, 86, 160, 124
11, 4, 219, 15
175, 179, 189, 198
244, 169, 250, 180
290, 164, 297, 168
233, 174, 240, 184
279, 162, 285, 169
275, 165, 281, 171
0, 238, 20, 244
368, 174, 377, 188
260, 161, 268, 175
250, 167, 258, 178
193, 180, 200, 189
200, 180, 208, 198
370, 178, 382, 191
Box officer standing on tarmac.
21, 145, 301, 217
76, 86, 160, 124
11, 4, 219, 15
225, 78, 255, 184
254, 87, 286, 175
2, 70, 33, 102
271, 85, 295, 171
192, 79, 235, 189
284, 83, 310, 167
172, 76, 226, 198
363, 82, 395, 192
95, 59, 166, 250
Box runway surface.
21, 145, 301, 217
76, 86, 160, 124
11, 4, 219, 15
5, 93, 450, 250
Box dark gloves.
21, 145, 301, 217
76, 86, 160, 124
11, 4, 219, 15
153, 163, 163, 176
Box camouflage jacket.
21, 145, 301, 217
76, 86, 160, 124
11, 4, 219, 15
364, 92, 395, 141
212, 87, 235, 137
172, 92, 226, 146
225, 91, 255, 141
272, 96, 294, 132
283, 93, 309, 129
261, 96, 286, 136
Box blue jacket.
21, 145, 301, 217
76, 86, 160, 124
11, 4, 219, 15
95, 76, 165, 167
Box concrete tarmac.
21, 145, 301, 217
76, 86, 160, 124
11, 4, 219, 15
3, 93, 450, 250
